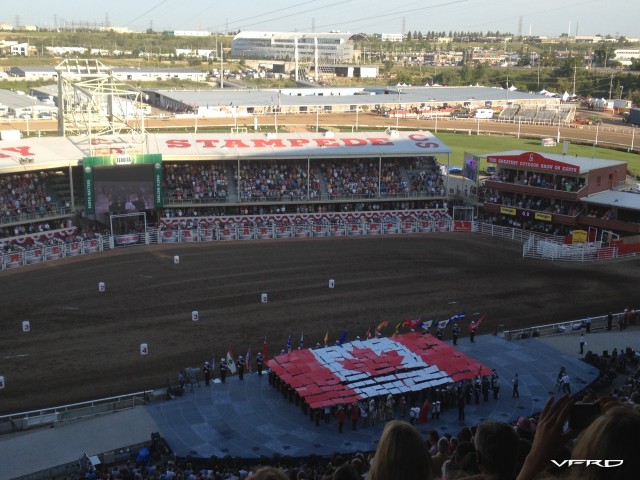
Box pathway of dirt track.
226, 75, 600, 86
1, 233, 639, 415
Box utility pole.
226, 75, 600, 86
220, 42, 224, 89
572, 64, 577, 96
608, 72, 614, 100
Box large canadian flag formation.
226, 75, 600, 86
267, 332, 491, 408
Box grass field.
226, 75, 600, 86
435, 132, 640, 175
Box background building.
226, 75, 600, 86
231, 31, 355, 63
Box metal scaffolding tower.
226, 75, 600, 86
55, 59, 146, 138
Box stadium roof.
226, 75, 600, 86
147, 85, 558, 109
0, 90, 41, 109
10, 66, 202, 75
581, 190, 640, 210
0, 131, 451, 173
483, 150, 626, 174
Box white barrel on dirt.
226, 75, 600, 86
329, 279, 335, 289
261, 293, 268, 303
192, 310, 199, 321
174, 255, 180, 264
0, 375, 4, 389
98, 282, 105, 292
22, 320, 30, 332
140, 343, 149, 356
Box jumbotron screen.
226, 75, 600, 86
82, 153, 162, 214
93, 164, 154, 214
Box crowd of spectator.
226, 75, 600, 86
321, 159, 382, 199
492, 170, 585, 193
64, 390, 640, 480
159, 158, 446, 205
482, 214, 570, 236
481, 189, 583, 217
235, 162, 321, 201
164, 163, 230, 203
407, 157, 445, 196
0, 219, 66, 240
160, 200, 447, 222
0, 172, 60, 221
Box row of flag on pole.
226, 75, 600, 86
280, 313, 485, 352
219, 337, 271, 375
220, 313, 486, 371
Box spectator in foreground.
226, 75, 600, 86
248, 467, 289, 480
517, 395, 640, 480
367, 420, 433, 480
473, 419, 520, 480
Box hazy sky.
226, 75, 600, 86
4, 0, 639, 38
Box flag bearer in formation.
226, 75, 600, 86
202, 361, 212, 386
452, 324, 460, 345
219, 357, 227, 383
237, 355, 245, 380
256, 352, 264, 376
492, 372, 500, 399
482, 376, 490, 401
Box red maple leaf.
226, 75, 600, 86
339, 347, 406, 376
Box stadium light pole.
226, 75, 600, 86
396, 88, 401, 130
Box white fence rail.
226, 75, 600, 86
0, 391, 154, 434
1, 211, 452, 271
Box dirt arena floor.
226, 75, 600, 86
2, 233, 640, 415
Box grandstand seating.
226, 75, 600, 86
235, 161, 316, 201
535, 108, 557, 124
514, 108, 538, 123
498, 105, 520, 121
0, 170, 72, 239
164, 162, 230, 203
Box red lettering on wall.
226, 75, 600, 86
342, 138, 367, 146
369, 138, 393, 146
288, 139, 310, 147
315, 138, 340, 147
195, 139, 221, 148
253, 139, 287, 148
409, 133, 430, 141
224, 139, 250, 148
108, 148, 124, 154
166, 139, 191, 148
3, 146, 34, 156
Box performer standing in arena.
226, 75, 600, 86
256, 352, 264, 376
452, 324, 460, 345
202, 362, 211, 386
237, 355, 245, 380
219, 357, 227, 383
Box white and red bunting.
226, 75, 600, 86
267, 332, 491, 409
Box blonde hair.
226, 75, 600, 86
569, 406, 640, 480
367, 420, 433, 480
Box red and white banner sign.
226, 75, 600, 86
268, 333, 490, 408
